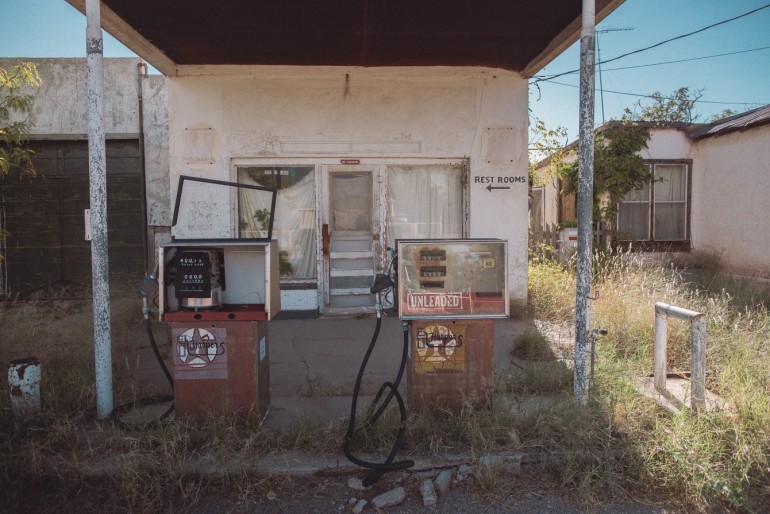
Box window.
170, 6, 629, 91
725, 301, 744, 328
238, 166, 316, 279
617, 163, 689, 243
386, 165, 464, 240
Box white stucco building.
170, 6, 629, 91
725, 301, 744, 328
533, 108, 770, 278
59, 0, 625, 313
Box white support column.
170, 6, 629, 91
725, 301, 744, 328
574, 0, 596, 405
86, 0, 113, 420
654, 307, 668, 393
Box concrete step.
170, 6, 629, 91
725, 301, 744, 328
330, 287, 372, 296
330, 268, 374, 277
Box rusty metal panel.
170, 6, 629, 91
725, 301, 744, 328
407, 318, 494, 408
172, 320, 269, 419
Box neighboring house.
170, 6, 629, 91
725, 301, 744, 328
61, 0, 624, 314
532, 106, 770, 278
0, 57, 168, 295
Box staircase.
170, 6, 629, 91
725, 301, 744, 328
328, 231, 375, 314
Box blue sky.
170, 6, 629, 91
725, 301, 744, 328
2, 0, 769, 142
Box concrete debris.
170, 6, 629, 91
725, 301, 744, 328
348, 497, 357, 505
347, 477, 370, 491
371, 487, 406, 509
478, 454, 522, 475
434, 469, 452, 493
456, 464, 474, 482
352, 498, 367, 514
420, 479, 437, 506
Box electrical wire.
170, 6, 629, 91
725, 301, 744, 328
532, 3, 770, 84
540, 79, 768, 106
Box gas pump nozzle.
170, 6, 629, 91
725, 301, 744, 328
370, 273, 394, 294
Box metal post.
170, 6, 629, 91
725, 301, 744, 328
654, 302, 707, 412
654, 308, 667, 393
691, 315, 707, 412
574, 0, 596, 405
86, 0, 113, 419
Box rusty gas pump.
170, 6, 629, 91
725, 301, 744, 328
396, 239, 509, 407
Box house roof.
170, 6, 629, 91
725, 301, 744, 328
688, 104, 770, 140
66, 0, 624, 77
532, 121, 693, 170
533, 107, 770, 169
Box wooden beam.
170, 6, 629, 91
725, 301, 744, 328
66, 0, 177, 76
521, 0, 625, 78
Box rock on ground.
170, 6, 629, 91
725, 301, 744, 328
371, 487, 407, 509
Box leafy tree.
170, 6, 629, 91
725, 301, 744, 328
1, 61, 41, 177
1, 61, 41, 262
528, 116, 572, 187
560, 122, 651, 224
709, 108, 738, 122
623, 86, 703, 123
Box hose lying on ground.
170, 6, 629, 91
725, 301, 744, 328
343, 314, 414, 487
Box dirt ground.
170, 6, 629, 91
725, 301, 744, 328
188, 471, 690, 514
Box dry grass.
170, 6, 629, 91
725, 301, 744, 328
528, 250, 770, 511
2, 258, 769, 511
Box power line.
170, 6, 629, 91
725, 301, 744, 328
542, 80, 769, 106
532, 2, 770, 84
599, 45, 770, 73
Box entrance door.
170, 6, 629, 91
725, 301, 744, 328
325, 171, 376, 313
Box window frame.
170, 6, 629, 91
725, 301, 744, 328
616, 159, 692, 251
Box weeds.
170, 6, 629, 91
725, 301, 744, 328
528, 250, 770, 510
2, 257, 769, 511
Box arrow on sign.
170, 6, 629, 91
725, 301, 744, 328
486, 185, 511, 192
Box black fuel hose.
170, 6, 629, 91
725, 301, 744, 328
110, 279, 174, 426
343, 317, 414, 487
145, 317, 173, 390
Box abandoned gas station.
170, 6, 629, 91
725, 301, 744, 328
61, 0, 622, 318
2, 0, 622, 484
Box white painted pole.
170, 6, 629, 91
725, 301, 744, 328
691, 315, 707, 411
86, 0, 113, 419
574, 0, 596, 405
653, 308, 668, 393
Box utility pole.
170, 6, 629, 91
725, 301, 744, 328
596, 27, 634, 124
86, 0, 113, 419
575, 0, 596, 405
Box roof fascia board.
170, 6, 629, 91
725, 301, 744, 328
66, 0, 177, 76
521, 0, 625, 78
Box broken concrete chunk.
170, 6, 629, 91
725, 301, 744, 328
347, 477, 370, 491
434, 470, 452, 493
421, 479, 437, 506
352, 498, 367, 514
456, 464, 474, 482
371, 486, 406, 508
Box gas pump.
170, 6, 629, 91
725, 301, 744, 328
153, 176, 280, 419
343, 240, 507, 484
396, 239, 509, 407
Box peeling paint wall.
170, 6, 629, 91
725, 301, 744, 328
168, 66, 530, 303
142, 74, 170, 228
692, 125, 770, 278
1, 57, 170, 272
1, 58, 140, 136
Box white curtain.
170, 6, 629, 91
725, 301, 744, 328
653, 165, 687, 240
387, 165, 463, 240
239, 169, 316, 279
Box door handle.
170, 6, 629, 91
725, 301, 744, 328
322, 224, 330, 255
